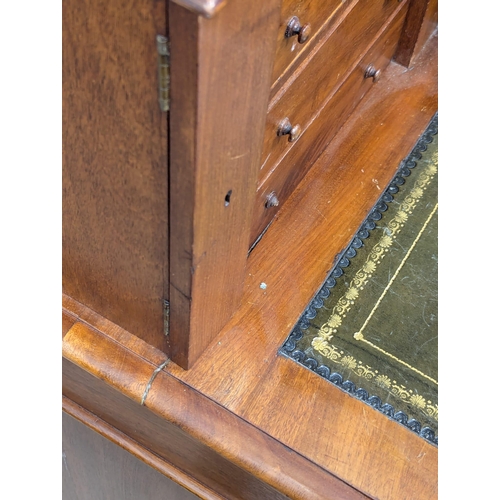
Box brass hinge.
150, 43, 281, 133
156, 35, 170, 112
163, 299, 170, 336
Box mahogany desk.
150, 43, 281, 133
63, 0, 438, 498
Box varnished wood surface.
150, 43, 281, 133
410, 0, 437, 64
271, 0, 350, 90
253, 1, 409, 244
394, 0, 438, 67
64, 344, 289, 500
167, 32, 439, 499
63, 409, 199, 500
168, 0, 281, 368
63, 311, 75, 339
261, 0, 404, 183
63, 322, 368, 499
63, 396, 225, 499
62, 0, 169, 350
63, 32, 438, 500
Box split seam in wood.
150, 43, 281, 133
141, 359, 169, 405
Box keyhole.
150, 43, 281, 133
224, 190, 232, 206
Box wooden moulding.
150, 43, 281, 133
261, 0, 406, 182
62, 322, 368, 500
168, 0, 282, 368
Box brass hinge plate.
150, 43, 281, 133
156, 35, 170, 112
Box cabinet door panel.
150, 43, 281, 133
62, 0, 169, 349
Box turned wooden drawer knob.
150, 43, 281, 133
285, 16, 311, 44
277, 117, 302, 142
364, 65, 381, 83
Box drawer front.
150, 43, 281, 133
261, 0, 403, 183
271, 0, 352, 90
250, 2, 408, 245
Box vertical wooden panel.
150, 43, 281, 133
410, 0, 438, 61
394, 0, 438, 67
169, 0, 282, 368
62, 0, 169, 349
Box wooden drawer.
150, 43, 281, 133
271, 0, 353, 91
250, 1, 409, 245
261, 0, 403, 183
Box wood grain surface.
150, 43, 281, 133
261, 0, 403, 183
394, 0, 438, 67
63, 396, 225, 499
62, 0, 169, 349
63, 30, 438, 500
63, 409, 199, 500
167, 32, 439, 500
168, 0, 282, 368
252, 1, 409, 244
63, 322, 368, 499
271, 0, 350, 90
63, 0, 438, 500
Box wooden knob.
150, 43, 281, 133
285, 16, 311, 44
277, 117, 302, 142
364, 65, 381, 83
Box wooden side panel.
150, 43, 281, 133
394, 0, 438, 67
62, 0, 169, 349
169, 0, 282, 368
62, 411, 199, 500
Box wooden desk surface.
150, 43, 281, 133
63, 31, 437, 500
